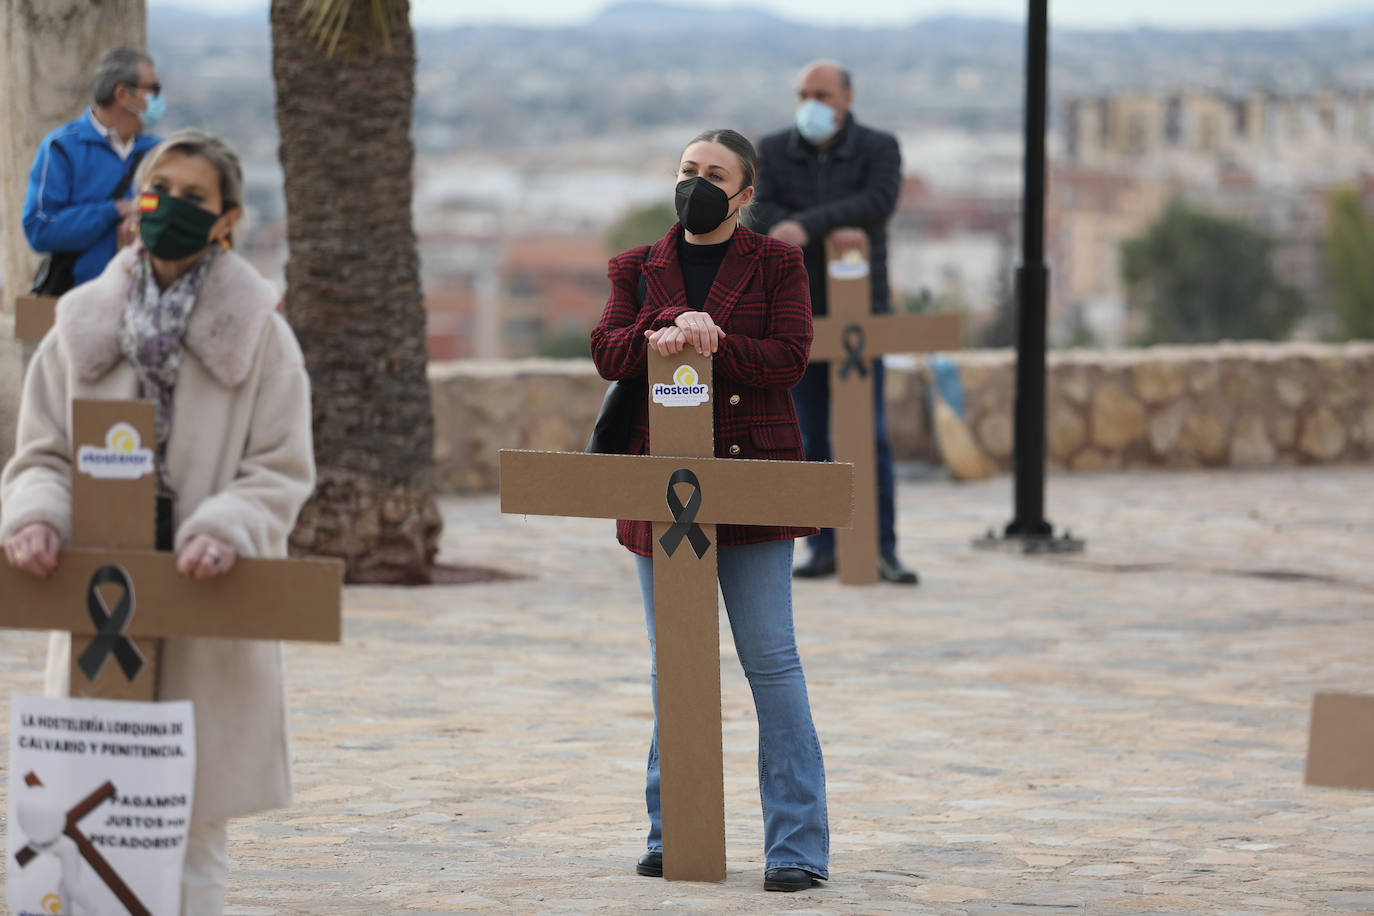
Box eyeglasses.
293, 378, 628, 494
126, 81, 162, 97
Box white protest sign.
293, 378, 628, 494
7, 695, 195, 916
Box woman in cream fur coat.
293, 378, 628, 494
1, 129, 314, 914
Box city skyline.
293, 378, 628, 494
153, 0, 1374, 31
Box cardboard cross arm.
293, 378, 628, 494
810, 311, 962, 361
500, 450, 855, 529
0, 549, 342, 643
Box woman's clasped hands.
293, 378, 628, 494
644, 310, 725, 357
3, 523, 236, 580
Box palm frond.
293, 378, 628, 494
297, 0, 405, 57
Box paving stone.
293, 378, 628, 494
1, 467, 1372, 913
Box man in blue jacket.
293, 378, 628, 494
750, 59, 918, 585
23, 48, 165, 291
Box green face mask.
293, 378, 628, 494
137, 192, 220, 260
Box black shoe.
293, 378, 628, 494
878, 553, 919, 585
764, 867, 822, 892
636, 851, 663, 877
793, 552, 836, 578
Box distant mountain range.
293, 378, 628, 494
153, 1, 1374, 34
148, 2, 1374, 156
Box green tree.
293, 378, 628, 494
1121, 199, 1303, 345
272, 0, 441, 583
605, 203, 677, 254
1324, 187, 1374, 340
536, 329, 592, 359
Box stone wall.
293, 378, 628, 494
430, 360, 612, 492
956, 342, 1374, 472
424, 342, 1374, 492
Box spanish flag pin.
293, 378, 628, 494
138, 192, 158, 213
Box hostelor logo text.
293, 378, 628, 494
77, 423, 155, 480
827, 248, 870, 280
652, 365, 710, 407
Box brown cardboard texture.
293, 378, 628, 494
71, 400, 158, 698
15, 295, 57, 342
0, 548, 342, 643
72, 400, 157, 551
499, 350, 854, 882
1305, 692, 1374, 791
648, 348, 724, 881
810, 312, 962, 362
813, 236, 961, 584
1, 397, 343, 701
823, 243, 879, 584
500, 451, 854, 527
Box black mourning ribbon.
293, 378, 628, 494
658, 468, 711, 560
839, 323, 868, 380
77, 565, 145, 683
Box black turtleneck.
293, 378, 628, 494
678, 236, 731, 313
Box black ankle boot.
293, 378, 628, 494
636, 851, 663, 877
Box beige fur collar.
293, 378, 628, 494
56, 246, 282, 387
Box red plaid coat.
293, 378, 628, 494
590, 223, 818, 556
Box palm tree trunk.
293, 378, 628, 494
271, 0, 441, 583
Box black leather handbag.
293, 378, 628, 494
585, 378, 639, 454
28, 251, 78, 297
585, 254, 650, 454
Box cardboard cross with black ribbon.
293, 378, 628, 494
500, 349, 854, 882
810, 236, 962, 585
0, 399, 342, 700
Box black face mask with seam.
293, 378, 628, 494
138, 193, 220, 260
675, 177, 744, 235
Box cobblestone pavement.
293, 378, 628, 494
2, 467, 1373, 915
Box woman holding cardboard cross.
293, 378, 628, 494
590, 128, 829, 893
1, 129, 314, 913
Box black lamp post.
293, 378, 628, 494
976, 0, 1083, 554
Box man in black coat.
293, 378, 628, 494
750, 59, 918, 584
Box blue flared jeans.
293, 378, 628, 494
634, 538, 829, 878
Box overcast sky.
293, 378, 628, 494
153, 0, 1368, 30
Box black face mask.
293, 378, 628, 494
675, 177, 745, 236
138, 192, 221, 260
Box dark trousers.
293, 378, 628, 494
790, 358, 898, 559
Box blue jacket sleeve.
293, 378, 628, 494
22, 139, 121, 255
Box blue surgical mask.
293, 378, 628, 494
795, 98, 839, 144
139, 92, 166, 130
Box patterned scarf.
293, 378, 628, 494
118, 244, 219, 493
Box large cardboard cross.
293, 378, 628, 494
809, 236, 962, 584
0, 399, 342, 701
15, 772, 148, 915
13, 295, 57, 343
500, 350, 853, 882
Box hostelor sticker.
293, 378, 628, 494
77, 423, 154, 480
652, 365, 710, 407
827, 249, 870, 280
